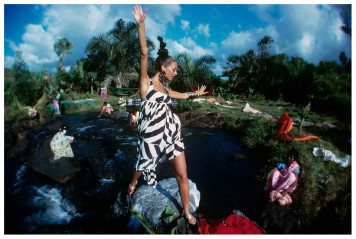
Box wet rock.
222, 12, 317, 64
46, 121, 64, 132
128, 178, 200, 232
102, 112, 129, 119
261, 201, 300, 233
26, 139, 80, 183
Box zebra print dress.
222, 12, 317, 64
135, 79, 184, 187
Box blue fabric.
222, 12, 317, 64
276, 161, 286, 170
48, 100, 93, 110
294, 167, 300, 174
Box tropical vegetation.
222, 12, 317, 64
4, 16, 351, 233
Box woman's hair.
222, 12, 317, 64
154, 36, 176, 72
287, 148, 299, 161
59, 124, 68, 132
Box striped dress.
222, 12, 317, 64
135, 79, 184, 187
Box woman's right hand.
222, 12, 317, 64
132, 5, 148, 24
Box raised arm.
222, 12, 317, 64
165, 85, 208, 100
132, 5, 150, 99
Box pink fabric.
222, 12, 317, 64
101, 88, 107, 100
29, 109, 36, 116
265, 161, 299, 193
269, 190, 292, 205
106, 106, 113, 114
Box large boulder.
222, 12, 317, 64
26, 139, 80, 183
128, 178, 200, 231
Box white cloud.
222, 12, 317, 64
145, 4, 181, 25
168, 36, 214, 59
195, 23, 210, 38
180, 19, 190, 32
250, 4, 351, 63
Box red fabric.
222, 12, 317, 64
197, 214, 264, 234
272, 113, 320, 141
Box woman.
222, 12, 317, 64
50, 125, 74, 160
264, 149, 300, 205
101, 87, 107, 100
99, 102, 114, 117
128, 5, 207, 225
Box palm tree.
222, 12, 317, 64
85, 18, 154, 88
54, 37, 74, 71
171, 52, 216, 92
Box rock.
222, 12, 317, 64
46, 121, 64, 132
102, 112, 129, 119
130, 178, 200, 231
26, 139, 80, 183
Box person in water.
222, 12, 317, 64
264, 149, 300, 205
50, 124, 74, 160
128, 5, 208, 226
28, 106, 37, 119
99, 102, 114, 117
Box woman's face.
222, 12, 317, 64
162, 61, 178, 81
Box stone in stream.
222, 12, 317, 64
26, 139, 80, 183
115, 177, 200, 233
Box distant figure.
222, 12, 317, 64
50, 125, 74, 160
99, 102, 114, 117
264, 149, 300, 205
28, 106, 37, 119
53, 99, 61, 115
101, 87, 107, 100
129, 110, 140, 128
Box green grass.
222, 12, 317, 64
176, 96, 351, 229
5, 93, 351, 231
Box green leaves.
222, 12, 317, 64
128, 208, 156, 234
127, 205, 180, 234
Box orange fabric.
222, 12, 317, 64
206, 98, 216, 103
198, 214, 264, 234
273, 113, 320, 141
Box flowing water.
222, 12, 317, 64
5, 109, 266, 234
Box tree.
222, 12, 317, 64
170, 52, 216, 92
54, 37, 74, 71
85, 18, 154, 88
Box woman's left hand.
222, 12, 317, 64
197, 85, 207, 96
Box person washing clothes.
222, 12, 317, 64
264, 149, 300, 205
50, 125, 74, 160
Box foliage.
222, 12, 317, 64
169, 52, 216, 92
223, 36, 351, 121
128, 205, 181, 234
54, 37, 74, 71
85, 19, 154, 88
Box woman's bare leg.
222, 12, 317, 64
128, 170, 142, 194
170, 151, 196, 225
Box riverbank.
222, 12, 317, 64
4, 95, 351, 233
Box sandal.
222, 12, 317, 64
128, 180, 138, 195
184, 212, 197, 226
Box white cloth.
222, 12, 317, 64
313, 147, 350, 167
243, 103, 261, 114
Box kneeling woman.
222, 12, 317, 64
50, 125, 74, 160
264, 149, 300, 205
128, 5, 208, 225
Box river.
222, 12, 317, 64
4, 109, 266, 234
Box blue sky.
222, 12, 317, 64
3, 2, 352, 76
